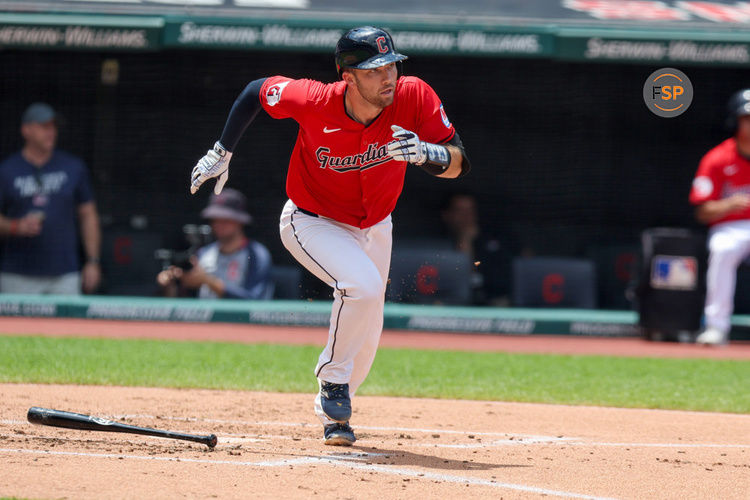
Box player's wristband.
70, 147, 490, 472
213, 141, 228, 158
9, 219, 18, 236
417, 143, 451, 176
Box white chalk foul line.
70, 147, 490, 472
572, 442, 750, 449
110, 416, 750, 449
0, 447, 616, 500
113, 414, 557, 438
9, 415, 750, 449
0, 430, 572, 449
0, 419, 26, 425
320, 458, 617, 500
413, 437, 574, 449
10, 431, 747, 451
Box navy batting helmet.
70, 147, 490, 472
726, 88, 750, 132
335, 26, 407, 77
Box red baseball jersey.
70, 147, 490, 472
259, 75, 455, 228
690, 137, 750, 226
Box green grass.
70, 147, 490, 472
1, 335, 748, 413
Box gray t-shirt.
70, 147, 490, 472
196, 239, 273, 299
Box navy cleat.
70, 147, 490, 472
319, 381, 352, 423
324, 422, 356, 446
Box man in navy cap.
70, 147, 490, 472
0, 103, 101, 294
157, 188, 273, 299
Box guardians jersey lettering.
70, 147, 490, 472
260, 75, 455, 228
316, 143, 390, 172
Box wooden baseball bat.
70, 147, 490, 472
27, 407, 217, 448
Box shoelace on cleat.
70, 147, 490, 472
325, 422, 352, 435
322, 383, 348, 399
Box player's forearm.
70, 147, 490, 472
218, 78, 268, 152
696, 199, 736, 224
0, 214, 15, 236
437, 132, 471, 179
78, 203, 101, 262
437, 145, 467, 179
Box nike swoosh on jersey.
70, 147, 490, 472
323, 127, 341, 133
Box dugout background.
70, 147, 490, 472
0, 49, 748, 305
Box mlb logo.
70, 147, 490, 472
650, 255, 697, 291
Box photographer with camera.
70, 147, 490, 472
157, 188, 273, 299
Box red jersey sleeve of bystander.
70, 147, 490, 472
690, 146, 725, 206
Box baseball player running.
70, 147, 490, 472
190, 27, 470, 445
690, 89, 750, 346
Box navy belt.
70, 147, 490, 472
297, 207, 318, 218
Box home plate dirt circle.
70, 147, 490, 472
1, 384, 748, 499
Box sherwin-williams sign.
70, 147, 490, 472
166, 22, 341, 51
2, 11, 750, 66
557, 31, 750, 65
163, 20, 554, 57
0, 14, 163, 50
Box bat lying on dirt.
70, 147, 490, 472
27, 407, 217, 448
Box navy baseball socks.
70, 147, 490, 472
324, 422, 356, 446
319, 381, 352, 423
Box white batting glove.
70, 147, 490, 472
387, 125, 427, 165
190, 142, 232, 195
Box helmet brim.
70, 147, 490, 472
348, 52, 408, 70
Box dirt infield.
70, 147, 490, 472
1, 383, 749, 499
2, 318, 749, 498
